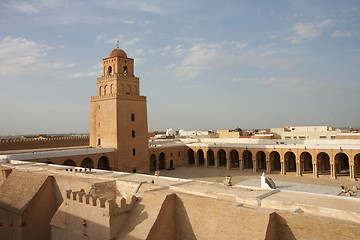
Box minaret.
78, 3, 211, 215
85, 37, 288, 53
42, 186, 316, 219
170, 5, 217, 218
90, 47, 149, 173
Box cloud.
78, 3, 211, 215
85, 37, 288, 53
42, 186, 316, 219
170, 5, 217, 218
95, 34, 140, 49
4, 0, 65, 14
332, 30, 360, 38
229, 41, 248, 49
98, 0, 164, 15
287, 19, 332, 44
9, 2, 40, 13
0, 36, 71, 76
166, 43, 224, 78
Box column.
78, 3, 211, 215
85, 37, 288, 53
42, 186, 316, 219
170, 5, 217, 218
313, 163, 319, 178
350, 164, 356, 181
226, 158, 230, 170
266, 161, 271, 174
296, 161, 301, 176
194, 156, 198, 167
239, 158, 243, 171
215, 157, 219, 169
156, 157, 160, 171
204, 154, 208, 168
330, 163, 337, 179
252, 157, 257, 173
281, 161, 286, 175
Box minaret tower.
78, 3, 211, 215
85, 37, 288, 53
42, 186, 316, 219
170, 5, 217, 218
90, 47, 149, 173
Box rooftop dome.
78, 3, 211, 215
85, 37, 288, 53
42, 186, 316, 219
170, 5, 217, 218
109, 48, 127, 58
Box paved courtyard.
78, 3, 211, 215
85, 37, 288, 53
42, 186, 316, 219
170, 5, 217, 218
156, 166, 360, 197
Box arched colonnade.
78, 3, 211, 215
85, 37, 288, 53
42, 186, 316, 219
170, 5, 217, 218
179, 147, 360, 180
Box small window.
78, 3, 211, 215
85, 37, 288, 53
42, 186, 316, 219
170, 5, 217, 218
98, 139, 101, 145
171, 153, 173, 157
178, 151, 181, 157
132, 130, 135, 137
133, 148, 136, 156
98, 122, 100, 127
285, 136, 291, 139
131, 113, 135, 121
319, 136, 327, 139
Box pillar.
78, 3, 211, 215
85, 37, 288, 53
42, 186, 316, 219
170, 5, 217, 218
296, 162, 301, 176
226, 158, 230, 170
350, 164, 356, 181
281, 161, 286, 175
239, 159, 243, 171
204, 154, 208, 168
252, 157, 257, 173
215, 157, 219, 169
266, 161, 271, 174
313, 163, 319, 178
194, 156, 198, 167
156, 157, 160, 171
330, 163, 337, 179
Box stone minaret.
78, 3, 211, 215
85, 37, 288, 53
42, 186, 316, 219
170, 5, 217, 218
90, 48, 149, 173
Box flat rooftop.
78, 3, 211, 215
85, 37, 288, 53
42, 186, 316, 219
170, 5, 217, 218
1, 161, 360, 224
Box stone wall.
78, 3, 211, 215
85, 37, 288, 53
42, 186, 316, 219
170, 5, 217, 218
0, 136, 89, 151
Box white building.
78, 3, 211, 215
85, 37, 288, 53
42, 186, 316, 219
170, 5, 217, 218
271, 125, 341, 140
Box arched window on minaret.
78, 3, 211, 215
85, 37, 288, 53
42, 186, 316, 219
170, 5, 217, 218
123, 66, 128, 76
110, 84, 114, 94
104, 85, 108, 95
133, 85, 137, 95
99, 86, 102, 96
126, 85, 131, 95
108, 66, 112, 76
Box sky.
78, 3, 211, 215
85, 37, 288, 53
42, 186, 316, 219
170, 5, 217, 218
0, 0, 360, 135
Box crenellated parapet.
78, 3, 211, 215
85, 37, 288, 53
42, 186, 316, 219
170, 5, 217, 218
0, 136, 89, 151
0, 136, 88, 143
65, 189, 137, 215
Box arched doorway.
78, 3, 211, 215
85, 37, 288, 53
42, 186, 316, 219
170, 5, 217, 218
81, 158, 94, 168
159, 152, 166, 170
317, 152, 330, 175
188, 149, 195, 165
335, 152, 349, 176
63, 159, 76, 166
243, 150, 253, 169
150, 154, 157, 171
170, 160, 174, 169
207, 150, 215, 167
218, 149, 226, 167
285, 152, 296, 172
197, 149, 205, 166
270, 151, 281, 172
97, 156, 110, 170
257, 151, 266, 171
300, 152, 312, 172
355, 153, 360, 179
230, 150, 239, 169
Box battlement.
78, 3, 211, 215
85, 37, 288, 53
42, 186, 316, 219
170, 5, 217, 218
0, 136, 88, 143
65, 189, 137, 215
0, 136, 89, 151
